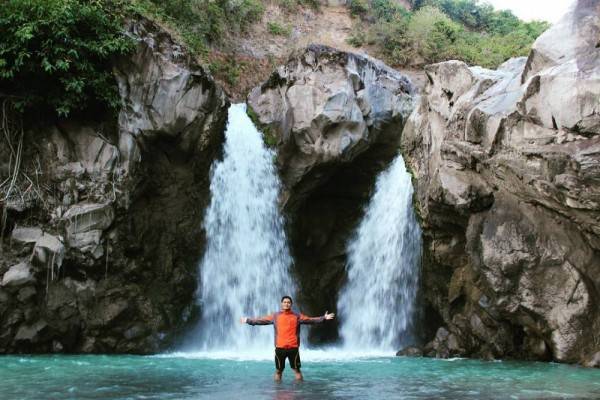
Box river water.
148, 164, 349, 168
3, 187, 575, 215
2, 353, 600, 399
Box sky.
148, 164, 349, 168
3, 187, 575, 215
483, 0, 574, 23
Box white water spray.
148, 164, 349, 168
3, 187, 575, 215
338, 155, 421, 351
191, 104, 293, 351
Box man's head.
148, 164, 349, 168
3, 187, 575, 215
281, 296, 293, 311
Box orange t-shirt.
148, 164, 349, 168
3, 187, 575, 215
247, 310, 325, 348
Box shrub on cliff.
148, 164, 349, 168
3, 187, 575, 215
353, 0, 550, 68
137, 0, 265, 50
0, 0, 134, 118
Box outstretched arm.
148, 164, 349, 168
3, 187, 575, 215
299, 311, 335, 324
240, 314, 274, 325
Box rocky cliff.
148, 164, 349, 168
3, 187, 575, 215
248, 45, 415, 341
401, 0, 600, 366
0, 19, 228, 353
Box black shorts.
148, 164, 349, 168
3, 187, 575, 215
275, 347, 301, 371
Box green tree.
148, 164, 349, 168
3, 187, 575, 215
407, 6, 461, 62
0, 0, 133, 117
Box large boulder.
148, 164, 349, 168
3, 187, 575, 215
402, 0, 600, 366
249, 46, 416, 341
248, 44, 414, 209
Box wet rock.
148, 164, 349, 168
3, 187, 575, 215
584, 352, 600, 368
124, 324, 147, 340
90, 298, 130, 328
1, 262, 35, 287
52, 340, 64, 353
17, 286, 36, 303
396, 346, 423, 357
32, 233, 65, 272
62, 202, 113, 257
14, 320, 48, 343
63, 202, 114, 236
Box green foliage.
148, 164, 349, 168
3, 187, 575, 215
246, 105, 278, 148
370, 0, 410, 22
406, 6, 460, 62
139, 0, 264, 49
209, 57, 247, 86
419, 0, 550, 36
346, 29, 367, 47
352, 0, 550, 68
0, 0, 134, 117
267, 21, 291, 36
348, 0, 369, 17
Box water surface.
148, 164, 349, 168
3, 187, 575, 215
2, 351, 600, 400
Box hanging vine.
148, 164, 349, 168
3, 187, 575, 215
0, 98, 24, 246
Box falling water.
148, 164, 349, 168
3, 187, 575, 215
338, 155, 421, 351
191, 103, 293, 351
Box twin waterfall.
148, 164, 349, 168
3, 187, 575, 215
191, 104, 421, 353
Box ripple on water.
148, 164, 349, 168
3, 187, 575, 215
1, 355, 600, 400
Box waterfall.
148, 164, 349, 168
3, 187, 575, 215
191, 103, 293, 351
338, 155, 421, 351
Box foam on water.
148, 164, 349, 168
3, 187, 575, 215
159, 347, 392, 362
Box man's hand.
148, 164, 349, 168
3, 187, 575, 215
324, 311, 335, 320
240, 317, 248, 324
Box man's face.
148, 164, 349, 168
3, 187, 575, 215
281, 298, 292, 311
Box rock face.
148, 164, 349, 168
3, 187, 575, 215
249, 45, 415, 341
0, 18, 228, 353
402, 0, 600, 365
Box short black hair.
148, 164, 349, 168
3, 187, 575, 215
281, 295, 293, 303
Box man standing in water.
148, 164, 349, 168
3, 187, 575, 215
241, 296, 335, 381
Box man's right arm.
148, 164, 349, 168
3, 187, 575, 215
242, 314, 274, 325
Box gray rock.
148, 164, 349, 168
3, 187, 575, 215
63, 202, 114, 236
1, 262, 35, 287
11, 226, 43, 245
57, 123, 119, 176
52, 340, 64, 353
402, 0, 600, 366
584, 352, 600, 368
522, 1, 600, 82
14, 320, 48, 343
32, 234, 65, 274
124, 324, 147, 340
115, 19, 228, 173
17, 286, 36, 303
396, 346, 423, 357
55, 162, 86, 179
248, 45, 415, 207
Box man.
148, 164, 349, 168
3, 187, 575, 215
240, 295, 335, 381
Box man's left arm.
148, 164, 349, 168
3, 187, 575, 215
299, 311, 335, 324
